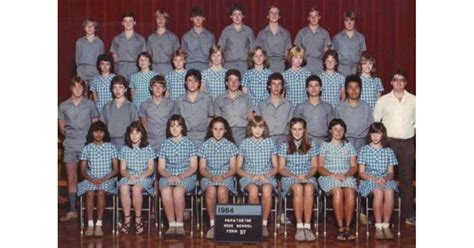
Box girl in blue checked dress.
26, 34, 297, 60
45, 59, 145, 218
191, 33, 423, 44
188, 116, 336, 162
165, 49, 188, 100
201, 46, 227, 99
90, 54, 115, 114
130, 52, 159, 109
157, 115, 198, 236
118, 121, 155, 235
199, 117, 239, 239
358, 122, 398, 239
278, 118, 319, 241
282, 46, 312, 106
357, 53, 384, 110
320, 50, 346, 108
78, 121, 119, 237
242, 46, 272, 108
237, 116, 278, 238
318, 118, 358, 241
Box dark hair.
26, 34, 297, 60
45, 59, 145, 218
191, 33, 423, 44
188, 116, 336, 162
136, 52, 153, 71
323, 50, 339, 71
308, 6, 321, 15
248, 46, 269, 69
366, 122, 390, 148
171, 48, 187, 69
166, 115, 187, 138
149, 75, 167, 95
124, 121, 149, 148
184, 69, 202, 90
305, 75, 322, 97
191, 6, 205, 17
96, 53, 114, 74
204, 117, 236, 144
326, 118, 348, 143
343, 10, 357, 21
266, 72, 285, 94
110, 75, 128, 96
287, 118, 311, 154
391, 68, 407, 81
86, 121, 110, 144
267, 5, 280, 15
82, 18, 98, 29
121, 11, 135, 21
228, 3, 245, 16
344, 74, 362, 98
224, 69, 242, 90
70, 76, 87, 93
246, 116, 270, 138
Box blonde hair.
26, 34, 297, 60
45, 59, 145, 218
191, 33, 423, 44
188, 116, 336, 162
286, 46, 306, 66
357, 53, 377, 76
208, 45, 224, 63
246, 116, 270, 138
155, 10, 169, 20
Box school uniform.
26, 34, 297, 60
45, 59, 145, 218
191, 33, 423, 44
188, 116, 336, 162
58, 97, 99, 163
117, 145, 156, 195
100, 99, 139, 149
182, 28, 215, 71
239, 138, 278, 190
256, 25, 292, 73
157, 137, 197, 193
77, 142, 118, 196
110, 32, 147, 80
202, 68, 228, 99
318, 142, 357, 193
75, 36, 104, 82
130, 70, 159, 109
165, 70, 187, 101
242, 68, 272, 108
319, 71, 345, 108
360, 76, 384, 110
294, 26, 331, 75
218, 24, 255, 75
282, 68, 312, 106
89, 74, 115, 114
293, 100, 333, 145
332, 30, 366, 77
256, 97, 293, 147
147, 30, 180, 75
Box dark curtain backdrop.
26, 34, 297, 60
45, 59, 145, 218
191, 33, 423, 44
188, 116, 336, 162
58, 0, 415, 103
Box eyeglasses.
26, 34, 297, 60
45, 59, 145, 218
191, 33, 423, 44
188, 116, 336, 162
391, 78, 406, 82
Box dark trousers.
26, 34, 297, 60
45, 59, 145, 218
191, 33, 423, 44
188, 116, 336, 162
389, 137, 416, 219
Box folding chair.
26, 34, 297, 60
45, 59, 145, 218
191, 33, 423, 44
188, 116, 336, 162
79, 192, 117, 235
116, 185, 154, 235
322, 191, 359, 237
241, 190, 279, 238
359, 192, 402, 237
282, 188, 321, 238
157, 187, 197, 237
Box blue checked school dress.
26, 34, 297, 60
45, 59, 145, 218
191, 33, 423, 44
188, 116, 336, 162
117, 145, 156, 195
130, 70, 159, 109
157, 136, 197, 192
358, 145, 399, 197
318, 141, 358, 193
242, 68, 272, 107
239, 138, 278, 190
360, 76, 384, 110
319, 71, 345, 108
282, 67, 312, 106
278, 141, 320, 195
77, 143, 118, 196
202, 68, 228, 99
199, 138, 239, 195
166, 70, 187, 100
89, 74, 115, 114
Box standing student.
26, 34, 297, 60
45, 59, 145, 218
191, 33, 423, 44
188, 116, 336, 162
294, 6, 331, 75
90, 54, 115, 114
214, 69, 254, 146
130, 52, 159, 109
75, 18, 104, 88
357, 53, 384, 110
182, 7, 215, 71
335, 75, 373, 152
100, 75, 139, 149
147, 10, 180, 76
118, 121, 155, 235
218, 3, 255, 75
165, 49, 188, 101
332, 11, 367, 77
201, 46, 228, 99
110, 12, 147, 81
237, 116, 278, 238
78, 121, 119, 237
242, 46, 272, 108
278, 118, 319, 241
318, 119, 358, 241
256, 72, 293, 147
59, 77, 99, 222
256, 5, 292, 73
199, 117, 239, 239
282, 46, 312, 106
157, 115, 198, 236
176, 69, 214, 148
320, 50, 346, 108
294, 75, 334, 145
358, 122, 398, 239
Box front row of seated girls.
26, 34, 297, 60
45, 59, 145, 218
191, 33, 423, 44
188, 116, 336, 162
77, 115, 398, 241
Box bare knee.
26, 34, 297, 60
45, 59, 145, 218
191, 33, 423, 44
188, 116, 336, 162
262, 184, 273, 198
206, 187, 217, 199
291, 184, 303, 197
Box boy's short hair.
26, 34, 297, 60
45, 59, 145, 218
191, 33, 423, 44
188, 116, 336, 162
208, 45, 224, 63
224, 69, 242, 90
228, 3, 245, 16
155, 10, 169, 20
344, 74, 362, 91
308, 6, 321, 15
121, 11, 135, 21
305, 75, 322, 88
322, 50, 339, 71
70, 76, 87, 90
391, 68, 407, 81
136, 52, 153, 70
82, 18, 97, 28
184, 69, 202, 90
286, 46, 307, 67
267, 5, 280, 15
191, 7, 205, 17
343, 10, 357, 21
96, 53, 114, 73
110, 75, 129, 93
266, 72, 285, 94
149, 75, 167, 95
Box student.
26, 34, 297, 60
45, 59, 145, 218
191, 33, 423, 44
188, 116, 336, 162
130, 52, 159, 109
100, 75, 139, 149
294, 6, 331, 75
147, 10, 180, 76
182, 7, 215, 71
282, 46, 312, 106
199, 117, 239, 239
59, 76, 99, 222
201, 46, 228, 99
318, 119, 358, 241
110, 12, 147, 81
176, 69, 214, 148
278, 118, 319, 241
320, 50, 346, 108
335, 75, 373, 152
358, 122, 398, 239
242, 46, 272, 108
218, 3, 255, 75
118, 121, 155, 235
256, 72, 293, 147
237, 116, 278, 238
294, 75, 334, 145
75, 18, 104, 87
78, 121, 119, 237
140, 75, 177, 152
256, 5, 292, 73
357, 53, 384, 110
214, 69, 253, 146
332, 11, 367, 77
157, 115, 198, 236
165, 49, 188, 100
90, 54, 115, 114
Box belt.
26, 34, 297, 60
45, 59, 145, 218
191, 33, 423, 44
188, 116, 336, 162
389, 136, 415, 143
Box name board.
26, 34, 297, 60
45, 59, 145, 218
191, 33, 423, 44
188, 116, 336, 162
215, 204, 262, 242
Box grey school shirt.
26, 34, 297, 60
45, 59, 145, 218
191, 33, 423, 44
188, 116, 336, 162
332, 30, 366, 66
256, 25, 292, 60
100, 99, 139, 139
147, 30, 180, 64
176, 92, 214, 132
58, 97, 99, 147
294, 26, 331, 74
256, 97, 293, 136
334, 100, 373, 139
293, 100, 334, 139
110, 32, 147, 79
214, 91, 253, 128
182, 28, 215, 64
139, 97, 177, 148
75, 37, 104, 81
218, 24, 255, 63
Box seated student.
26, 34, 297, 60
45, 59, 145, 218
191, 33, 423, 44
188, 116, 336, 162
199, 117, 239, 239
157, 115, 198, 236
278, 118, 319, 241
242, 46, 272, 108
78, 121, 119, 237
165, 49, 188, 101
237, 116, 278, 238
90, 54, 115, 114
201, 45, 228, 99
318, 119, 358, 241
117, 121, 155, 235
75, 18, 104, 89
129, 52, 159, 109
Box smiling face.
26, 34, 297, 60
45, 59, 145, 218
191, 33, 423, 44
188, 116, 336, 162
129, 129, 142, 145
346, 81, 361, 100
169, 121, 183, 138
324, 55, 337, 71
361, 61, 374, 75
330, 124, 345, 142
391, 74, 407, 92
92, 130, 105, 143
172, 55, 185, 70
211, 121, 226, 141
84, 22, 96, 36
151, 83, 165, 97
230, 10, 244, 24
138, 55, 151, 71
290, 121, 305, 141
308, 10, 321, 26
210, 51, 223, 66
291, 55, 303, 68
306, 80, 322, 97
71, 83, 85, 98
226, 74, 241, 92
370, 132, 383, 145
269, 79, 283, 96
186, 75, 200, 93
251, 125, 265, 139
156, 15, 167, 28
99, 61, 111, 74
267, 7, 280, 23
344, 18, 355, 31
121, 17, 136, 31
253, 49, 265, 67
112, 84, 126, 99
191, 15, 205, 27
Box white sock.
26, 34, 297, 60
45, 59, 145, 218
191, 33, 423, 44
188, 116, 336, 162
262, 220, 268, 226
88, 220, 94, 227
304, 223, 311, 229
382, 223, 390, 229
169, 222, 177, 227
176, 222, 184, 227
375, 223, 383, 229
296, 223, 304, 229
210, 219, 215, 227
96, 220, 102, 226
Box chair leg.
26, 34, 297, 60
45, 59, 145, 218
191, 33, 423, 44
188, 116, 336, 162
112, 195, 116, 235
79, 196, 84, 235
274, 196, 278, 237
355, 195, 359, 237
158, 197, 162, 236
148, 195, 151, 235
284, 196, 287, 238
397, 195, 401, 236
315, 194, 319, 238
190, 194, 194, 237
366, 196, 370, 237
200, 195, 204, 237
323, 195, 327, 237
